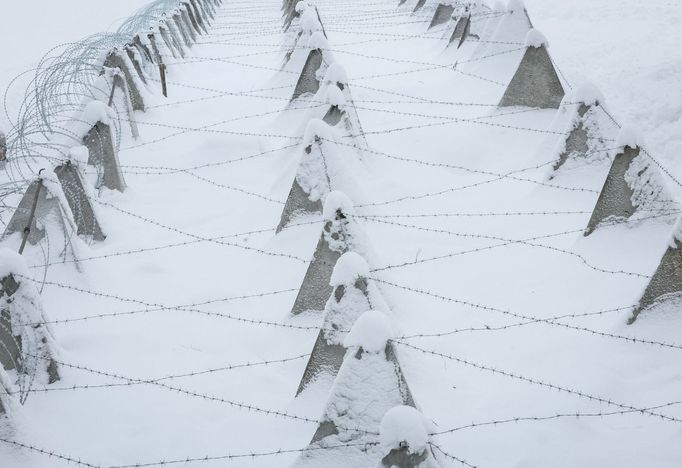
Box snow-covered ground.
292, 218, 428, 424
1, 0, 682, 468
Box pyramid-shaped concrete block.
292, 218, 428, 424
103, 51, 146, 111
550, 83, 610, 176
585, 126, 675, 236
498, 29, 564, 108
291, 33, 333, 101
297, 252, 389, 394
428, 4, 455, 29
54, 160, 106, 241
289, 192, 361, 316
379, 406, 441, 468
291, 311, 417, 467
0, 249, 60, 385
2, 174, 73, 247
413, 0, 427, 13
629, 220, 682, 324
449, 13, 471, 48
318, 64, 367, 147
276, 120, 335, 233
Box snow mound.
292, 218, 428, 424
323, 191, 355, 220
307, 31, 329, 50
572, 82, 605, 107
330, 252, 370, 287
379, 406, 429, 454
303, 118, 333, 145
345, 310, 394, 352
295, 1, 310, 13
0, 248, 30, 278
507, 0, 525, 12
326, 86, 346, 107
525, 29, 548, 48
324, 63, 348, 86
617, 125, 645, 149
82, 100, 112, 127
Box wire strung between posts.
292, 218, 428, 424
5, 353, 310, 395
430, 400, 682, 436
377, 279, 682, 351
392, 340, 682, 422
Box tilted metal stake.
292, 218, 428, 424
159, 64, 168, 97
18, 177, 43, 254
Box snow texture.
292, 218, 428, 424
379, 405, 429, 453
525, 28, 548, 48
344, 310, 395, 352
323, 190, 356, 221
617, 125, 646, 150
329, 251, 370, 287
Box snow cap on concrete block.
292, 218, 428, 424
330, 252, 370, 287
572, 82, 605, 107
493, 0, 506, 11
525, 28, 548, 48
83, 101, 113, 127
323, 63, 348, 86
507, 0, 525, 12
326, 86, 346, 107
617, 125, 645, 150
300, 9, 322, 33
323, 190, 355, 220
0, 248, 29, 279
345, 310, 395, 352
303, 118, 333, 146
307, 31, 328, 50
295, 0, 310, 13
380, 406, 430, 454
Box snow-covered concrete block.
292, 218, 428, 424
54, 161, 105, 241
291, 311, 417, 467
0, 250, 60, 386
103, 51, 146, 112
173, 9, 194, 48
498, 29, 564, 109
449, 13, 471, 48
548, 84, 611, 177
182, 2, 202, 37
584, 131, 674, 235
629, 220, 682, 323
429, 4, 455, 29
276, 121, 334, 232
297, 252, 390, 394
83, 120, 126, 192
289, 192, 361, 316
379, 406, 440, 468
2, 176, 69, 247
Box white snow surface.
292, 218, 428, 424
1, 1, 682, 468
329, 251, 370, 287
344, 310, 395, 352
379, 405, 430, 453
524, 29, 548, 48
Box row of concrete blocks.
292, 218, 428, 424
399, 0, 682, 324
274, 5, 444, 466
278, 0, 680, 329
0, 0, 223, 419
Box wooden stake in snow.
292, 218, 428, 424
498, 29, 564, 109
